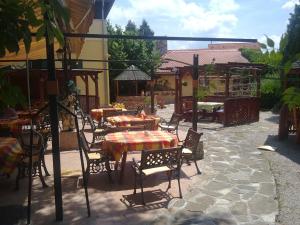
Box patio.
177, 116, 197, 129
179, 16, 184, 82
0, 105, 283, 225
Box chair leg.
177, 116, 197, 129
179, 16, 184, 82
104, 159, 113, 183
41, 155, 50, 176
139, 174, 145, 205
85, 164, 90, 184
38, 163, 48, 188
167, 171, 172, 190
15, 166, 21, 190
177, 169, 182, 198
193, 155, 201, 174
133, 171, 137, 194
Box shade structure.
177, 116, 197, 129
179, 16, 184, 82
114, 65, 151, 81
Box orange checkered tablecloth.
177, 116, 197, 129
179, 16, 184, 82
90, 108, 124, 121
107, 115, 160, 127
103, 130, 178, 161
0, 119, 31, 136
0, 137, 23, 175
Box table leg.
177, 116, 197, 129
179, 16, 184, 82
119, 151, 128, 184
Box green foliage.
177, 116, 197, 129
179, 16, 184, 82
107, 20, 161, 100
240, 36, 284, 110
282, 87, 300, 110
0, 0, 69, 57
0, 71, 26, 112
260, 77, 281, 110
280, 4, 300, 110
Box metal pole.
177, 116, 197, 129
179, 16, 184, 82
57, 102, 91, 217
150, 68, 155, 114
44, 7, 63, 220
26, 126, 33, 225
25, 54, 31, 111
192, 55, 199, 131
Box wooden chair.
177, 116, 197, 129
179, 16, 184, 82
102, 109, 121, 126
180, 128, 203, 174
79, 131, 112, 183
86, 115, 107, 143
77, 107, 88, 129
121, 110, 137, 116
16, 130, 48, 190
158, 113, 181, 138
132, 147, 183, 205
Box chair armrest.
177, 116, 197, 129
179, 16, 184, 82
132, 157, 140, 169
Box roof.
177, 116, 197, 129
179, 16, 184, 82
0, 0, 115, 63
114, 65, 151, 81
158, 46, 250, 72
208, 42, 260, 50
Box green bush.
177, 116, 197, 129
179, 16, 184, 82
260, 78, 282, 110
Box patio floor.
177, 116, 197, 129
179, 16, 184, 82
0, 104, 290, 225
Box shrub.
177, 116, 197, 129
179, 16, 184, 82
260, 78, 282, 110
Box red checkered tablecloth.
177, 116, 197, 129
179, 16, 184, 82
103, 130, 178, 161
90, 108, 124, 121
0, 119, 30, 136
0, 137, 23, 175
107, 115, 160, 127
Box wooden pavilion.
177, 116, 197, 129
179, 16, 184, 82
114, 65, 151, 96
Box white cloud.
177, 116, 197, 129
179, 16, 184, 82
108, 0, 239, 39
282, 0, 299, 9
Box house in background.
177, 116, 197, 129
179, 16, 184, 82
0, 0, 114, 111
155, 42, 261, 100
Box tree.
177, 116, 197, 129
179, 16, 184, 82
0, 0, 69, 57
107, 19, 161, 101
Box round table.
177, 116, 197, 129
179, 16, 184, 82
107, 115, 160, 127
0, 118, 31, 136
0, 137, 23, 175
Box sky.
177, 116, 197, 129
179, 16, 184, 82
107, 0, 299, 50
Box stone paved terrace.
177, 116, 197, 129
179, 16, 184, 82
2, 104, 299, 225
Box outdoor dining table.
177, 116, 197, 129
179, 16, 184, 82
106, 115, 160, 127
0, 118, 31, 136
103, 130, 178, 183
0, 137, 23, 175
90, 107, 126, 122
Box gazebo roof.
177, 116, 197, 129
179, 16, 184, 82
114, 65, 151, 81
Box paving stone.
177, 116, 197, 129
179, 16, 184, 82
258, 183, 275, 196
194, 195, 216, 211
230, 201, 248, 215
250, 171, 274, 183
248, 194, 278, 215
168, 198, 186, 209
227, 171, 251, 181
222, 192, 241, 201
214, 174, 230, 183
236, 184, 258, 191
203, 181, 232, 193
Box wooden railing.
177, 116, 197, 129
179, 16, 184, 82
78, 95, 98, 113
223, 97, 260, 126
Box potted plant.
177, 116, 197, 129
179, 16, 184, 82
282, 87, 300, 141
0, 72, 26, 119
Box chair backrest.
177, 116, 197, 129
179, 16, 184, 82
183, 128, 203, 152
136, 105, 144, 115
169, 113, 181, 128
79, 131, 90, 159
121, 110, 136, 116
140, 147, 182, 170
143, 119, 156, 130
86, 114, 96, 131
102, 109, 120, 118
19, 130, 44, 157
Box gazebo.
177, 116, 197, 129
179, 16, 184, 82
114, 65, 151, 96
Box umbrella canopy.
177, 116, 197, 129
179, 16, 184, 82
114, 65, 151, 81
